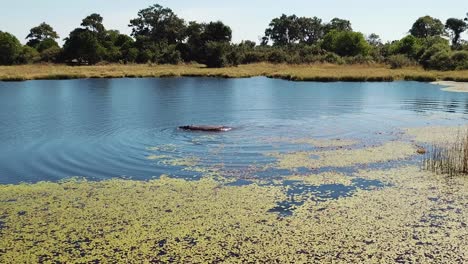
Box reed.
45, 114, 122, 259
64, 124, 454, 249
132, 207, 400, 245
423, 129, 468, 176
1, 63, 468, 82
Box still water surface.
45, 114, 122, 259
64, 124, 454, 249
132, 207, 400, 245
0, 77, 467, 184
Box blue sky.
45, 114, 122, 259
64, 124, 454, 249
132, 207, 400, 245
1, 0, 467, 45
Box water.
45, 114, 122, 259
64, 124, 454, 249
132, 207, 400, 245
0, 77, 467, 184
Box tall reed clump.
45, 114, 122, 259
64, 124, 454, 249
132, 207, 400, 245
423, 129, 468, 176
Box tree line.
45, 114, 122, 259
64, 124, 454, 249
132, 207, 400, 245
0, 4, 467, 70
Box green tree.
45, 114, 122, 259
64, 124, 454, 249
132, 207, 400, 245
389, 35, 423, 59
323, 18, 352, 34
297, 17, 323, 44
409, 16, 444, 38
81, 13, 105, 34
129, 4, 186, 45
445, 18, 467, 47
26, 22, 59, 49
239, 40, 256, 49
263, 14, 301, 46
184, 21, 233, 65
322, 30, 370, 57
367, 33, 382, 46
0, 31, 22, 65
202, 21, 232, 43
63, 28, 104, 64
35, 38, 59, 53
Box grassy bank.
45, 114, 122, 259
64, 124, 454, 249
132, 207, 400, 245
1, 63, 468, 82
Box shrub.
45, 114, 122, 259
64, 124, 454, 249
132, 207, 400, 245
387, 54, 416, 69
136, 49, 154, 63
203, 41, 230, 68
388, 35, 423, 59
226, 49, 241, 66
0, 31, 22, 65
419, 41, 451, 69
451, 51, 468, 70
426, 51, 453, 71
344, 55, 374, 65
322, 52, 344, 64
267, 49, 288, 63
241, 51, 266, 64
322, 30, 370, 57
17, 46, 40, 64
40, 46, 62, 62
157, 45, 182, 64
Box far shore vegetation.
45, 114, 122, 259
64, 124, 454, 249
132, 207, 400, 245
1, 63, 468, 82
0, 5, 467, 73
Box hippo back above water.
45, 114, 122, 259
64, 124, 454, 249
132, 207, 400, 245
179, 125, 233, 132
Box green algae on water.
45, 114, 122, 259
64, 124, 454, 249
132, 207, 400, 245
0, 165, 467, 263
267, 142, 417, 170
286, 172, 354, 186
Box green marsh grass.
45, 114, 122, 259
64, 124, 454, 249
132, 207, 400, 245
423, 129, 468, 176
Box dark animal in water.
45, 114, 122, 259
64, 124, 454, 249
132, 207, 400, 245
179, 125, 233, 132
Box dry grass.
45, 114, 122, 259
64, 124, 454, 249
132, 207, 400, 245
423, 129, 468, 176
1, 63, 468, 82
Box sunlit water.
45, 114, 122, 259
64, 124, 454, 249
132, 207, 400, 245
0, 77, 467, 184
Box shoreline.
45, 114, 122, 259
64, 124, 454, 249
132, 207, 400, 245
1, 63, 468, 83
431, 81, 468, 93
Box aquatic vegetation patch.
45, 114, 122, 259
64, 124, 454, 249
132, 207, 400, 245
290, 138, 358, 148
264, 136, 358, 149
268, 142, 417, 170
286, 172, 354, 186
0, 165, 467, 262
405, 125, 468, 144
146, 144, 178, 152
156, 157, 200, 167
146, 154, 170, 160
423, 129, 468, 176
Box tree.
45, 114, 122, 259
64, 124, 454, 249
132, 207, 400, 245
201, 21, 232, 43
63, 28, 104, 64
263, 14, 301, 46
239, 40, 256, 49
323, 18, 352, 34
322, 30, 370, 57
81, 13, 105, 34
26, 22, 59, 48
129, 4, 186, 45
389, 35, 423, 59
0, 31, 22, 65
297, 16, 323, 44
367, 33, 382, 46
184, 21, 233, 64
445, 18, 467, 47
26, 22, 59, 53
409, 16, 444, 38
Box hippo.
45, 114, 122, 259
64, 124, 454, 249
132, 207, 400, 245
179, 125, 233, 132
